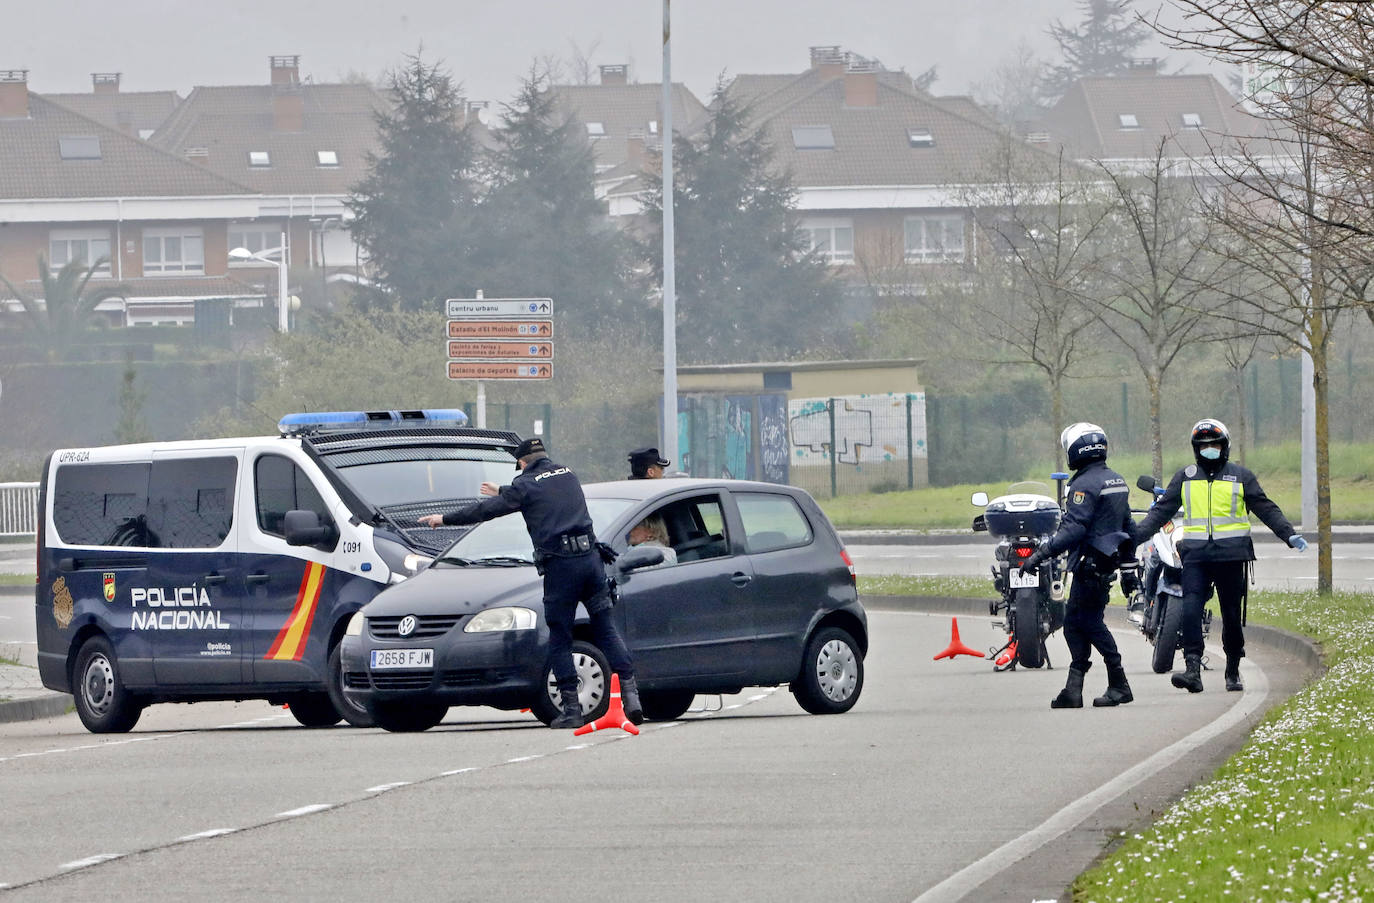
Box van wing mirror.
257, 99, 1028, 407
283, 509, 338, 550
617, 545, 665, 573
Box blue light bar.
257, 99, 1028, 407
278, 409, 469, 436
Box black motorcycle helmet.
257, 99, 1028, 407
1060, 422, 1108, 470
1190, 418, 1231, 471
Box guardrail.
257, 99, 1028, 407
0, 482, 38, 536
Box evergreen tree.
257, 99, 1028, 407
347, 53, 480, 311
473, 69, 640, 337
640, 83, 845, 363
114, 352, 151, 444
1043, 0, 1153, 99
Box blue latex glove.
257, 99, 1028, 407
1288, 535, 1308, 552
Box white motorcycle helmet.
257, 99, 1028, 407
1060, 422, 1108, 469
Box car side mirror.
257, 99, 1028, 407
972, 514, 988, 533
284, 509, 338, 551
1136, 475, 1158, 493
617, 545, 665, 573
971, 491, 989, 507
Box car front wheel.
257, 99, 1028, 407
530, 640, 611, 726
326, 642, 375, 728
791, 627, 864, 715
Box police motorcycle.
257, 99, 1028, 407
1129, 474, 1212, 673
970, 474, 1071, 669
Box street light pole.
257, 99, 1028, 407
276, 230, 288, 333
661, 0, 679, 473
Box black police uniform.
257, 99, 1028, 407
627, 447, 669, 480
1028, 460, 1135, 707
1133, 459, 1295, 691
440, 454, 635, 723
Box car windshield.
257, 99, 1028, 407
337, 452, 515, 507
441, 497, 636, 562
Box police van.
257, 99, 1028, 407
34, 410, 521, 733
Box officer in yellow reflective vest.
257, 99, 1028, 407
1132, 419, 1307, 692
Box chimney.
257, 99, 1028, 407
0, 69, 29, 119
809, 46, 845, 80
269, 55, 300, 86
626, 128, 646, 170
92, 72, 120, 94
599, 64, 627, 86
844, 57, 879, 107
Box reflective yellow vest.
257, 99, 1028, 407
1180, 477, 1250, 546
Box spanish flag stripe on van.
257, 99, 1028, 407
264, 562, 326, 661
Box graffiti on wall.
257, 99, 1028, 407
789, 393, 927, 467
676, 393, 789, 483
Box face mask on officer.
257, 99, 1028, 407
1199, 445, 1222, 460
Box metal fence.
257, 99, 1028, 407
0, 482, 38, 536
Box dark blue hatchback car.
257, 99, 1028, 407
339, 478, 867, 731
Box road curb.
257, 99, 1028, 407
0, 692, 71, 724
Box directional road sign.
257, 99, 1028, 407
447, 319, 553, 338
446, 298, 553, 318
448, 362, 553, 380
448, 340, 554, 360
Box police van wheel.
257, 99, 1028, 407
791, 627, 863, 715
72, 636, 143, 734
1152, 597, 1183, 674
639, 689, 695, 721
287, 693, 342, 728
530, 640, 611, 727
369, 700, 448, 733
326, 643, 376, 728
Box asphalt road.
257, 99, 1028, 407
0, 607, 1308, 902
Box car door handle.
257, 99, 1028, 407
245, 572, 270, 586
203, 573, 227, 586
730, 572, 752, 587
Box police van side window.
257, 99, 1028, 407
147, 457, 237, 549
255, 455, 331, 538
52, 463, 152, 547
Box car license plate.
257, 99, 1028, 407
370, 648, 434, 670
1010, 568, 1039, 589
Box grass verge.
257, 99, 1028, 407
858, 574, 991, 598
0, 574, 34, 588
1073, 589, 1374, 901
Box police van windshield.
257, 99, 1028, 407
338, 454, 515, 508
441, 498, 635, 563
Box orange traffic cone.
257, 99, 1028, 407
995, 641, 1018, 668
574, 674, 640, 736
933, 617, 987, 660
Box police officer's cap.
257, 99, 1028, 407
514, 436, 546, 466
628, 447, 670, 468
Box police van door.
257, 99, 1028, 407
145, 449, 244, 684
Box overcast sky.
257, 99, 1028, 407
5, 0, 1183, 105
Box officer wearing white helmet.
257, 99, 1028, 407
1132, 419, 1305, 693
1022, 423, 1137, 709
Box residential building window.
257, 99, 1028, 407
58, 136, 101, 160
792, 125, 835, 150
49, 230, 112, 276
1181, 112, 1202, 128
143, 227, 205, 275
648, 120, 659, 135
907, 127, 934, 147
316, 150, 339, 167
801, 218, 854, 264
228, 225, 282, 259
585, 122, 606, 137
1118, 113, 1140, 129
904, 215, 966, 263
248, 150, 271, 167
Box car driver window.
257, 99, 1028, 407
664, 495, 730, 563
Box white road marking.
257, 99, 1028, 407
364, 781, 412, 793
60, 854, 122, 870
0, 733, 172, 764
504, 755, 542, 764
441, 766, 478, 776
274, 804, 333, 818
175, 829, 237, 842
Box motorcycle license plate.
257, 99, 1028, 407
1010, 568, 1039, 589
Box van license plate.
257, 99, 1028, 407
371, 649, 434, 670
1010, 568, 1039, 589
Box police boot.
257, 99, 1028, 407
619, 674, 644, 725
1050, 668, 1085, 709
1093, 664, 1134, 707
550, 687, 584, 729
1171, 655, 1204, 693
1224, 655, 1244, 692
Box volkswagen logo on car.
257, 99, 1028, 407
397, 615, 417, 637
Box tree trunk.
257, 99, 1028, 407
1147, 370, 1163, 481
1232, 362, 1248, 466
1312, 327, 1332, 595
1051, 375, 1065, 471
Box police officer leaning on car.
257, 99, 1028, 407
419, 437, 642, 728
1131, 419, 1306, 694
1022, 423, 1137, 710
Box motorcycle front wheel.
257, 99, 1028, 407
1152, 596, 1184, 674
1013, 588, 1045, 668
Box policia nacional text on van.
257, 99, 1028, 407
1131, 419, 1307, 694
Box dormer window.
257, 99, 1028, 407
248, 151, 271, 167
1181, 112, 1202, 129
792, 125, 835, 150
907, 127, 934, 148
1118, 114, 1140, 129
586, 122, 606, 138
58, 136, 101, 160
316, 150, 339, 167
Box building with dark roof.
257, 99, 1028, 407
44, 73, 180, 139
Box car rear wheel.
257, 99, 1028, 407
72, 636, 143, 734
326, 642, 375, 727
286, 692, 341, 727
791, 626, 863, 715
369, 699, 448, 732
530, 640, 611, 726
639, 689, 696, 722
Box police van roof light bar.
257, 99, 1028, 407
278, 409, 470, 436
